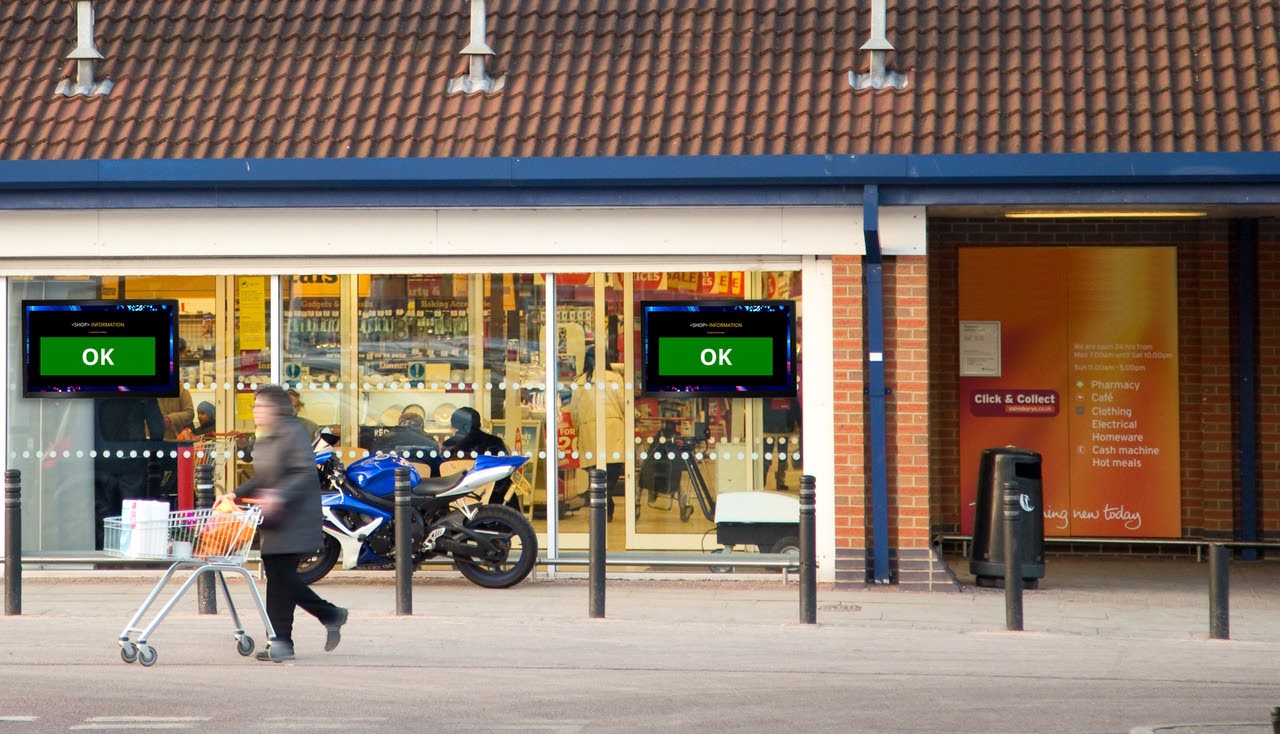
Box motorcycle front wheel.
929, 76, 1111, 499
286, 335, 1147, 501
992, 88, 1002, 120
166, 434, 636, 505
296, 535, 341, 585
455, 505, 538, 589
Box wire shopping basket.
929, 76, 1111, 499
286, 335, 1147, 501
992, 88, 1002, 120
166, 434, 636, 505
103, 503, 262, 565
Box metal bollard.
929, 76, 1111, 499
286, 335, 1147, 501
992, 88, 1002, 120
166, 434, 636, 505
194, 464, 217, 614
1209, 543, 1229, 640
5, 470, 21, 616
799, 475, 817, 624
394, 466, 413, 616
1002, 480, 1023, 631
1269, 706, 1279, 734
588, 468, 607, 619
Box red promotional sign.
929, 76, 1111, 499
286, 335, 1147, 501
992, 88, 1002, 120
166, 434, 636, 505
558, 409, 579, 469
968, 389, 1060, 417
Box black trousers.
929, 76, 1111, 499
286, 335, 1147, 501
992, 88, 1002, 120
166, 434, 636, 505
261, 552, 343, 645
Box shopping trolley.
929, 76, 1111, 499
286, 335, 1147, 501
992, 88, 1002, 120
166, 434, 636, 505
194, 432, 244, 492
103, 501, 275, 667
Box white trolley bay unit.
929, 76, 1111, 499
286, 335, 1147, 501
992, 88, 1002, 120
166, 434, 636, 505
103, 503, 275, 667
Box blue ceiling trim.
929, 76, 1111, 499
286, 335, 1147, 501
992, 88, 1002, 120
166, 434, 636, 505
3, 152, 1279, 192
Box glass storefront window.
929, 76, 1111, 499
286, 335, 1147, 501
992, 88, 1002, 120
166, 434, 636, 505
7, 268, 802, 560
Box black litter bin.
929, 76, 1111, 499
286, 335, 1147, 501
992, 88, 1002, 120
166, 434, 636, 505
970, 447, 1045, 589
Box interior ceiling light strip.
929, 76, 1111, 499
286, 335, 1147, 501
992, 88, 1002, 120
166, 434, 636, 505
1004, 210, 1209, 219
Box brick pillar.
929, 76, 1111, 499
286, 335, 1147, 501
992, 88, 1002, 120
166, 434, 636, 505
1260, 224, 1280, 542
886, 256, 958, 590
831, 256, 868, 585
833, 254, 958, 590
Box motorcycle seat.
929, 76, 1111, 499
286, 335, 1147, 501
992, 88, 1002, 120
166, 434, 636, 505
411, 468, 470, 497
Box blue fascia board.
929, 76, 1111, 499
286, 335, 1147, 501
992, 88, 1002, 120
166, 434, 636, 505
904, 152, 1280, 185
1, 152, 1279, 192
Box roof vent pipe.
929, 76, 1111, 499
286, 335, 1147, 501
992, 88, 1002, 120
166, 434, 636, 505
448, 0, 505, 94
851, 0, 908, 90
56, 0, 112, 97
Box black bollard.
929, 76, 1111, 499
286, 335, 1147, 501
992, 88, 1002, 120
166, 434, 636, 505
5, 470, 21, 616
799, 475, 817, 624
588, 468, 607, 618
394, 466, 412, 616
194, 464, 216, 614
1209, 543, 1229, 640
1002, 480, 1023, 631
1269, 706, 1279, 734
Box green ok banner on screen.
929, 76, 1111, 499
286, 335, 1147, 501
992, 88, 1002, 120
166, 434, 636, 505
40, 337, 156, 376
658, 337, 773, 376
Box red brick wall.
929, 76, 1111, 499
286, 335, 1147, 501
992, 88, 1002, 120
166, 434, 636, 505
832, 256, 866, 552
1258, 226, 1280, 538
925, 218, 1277, 543
832, 254, 932, 562
884, 258, 932, 548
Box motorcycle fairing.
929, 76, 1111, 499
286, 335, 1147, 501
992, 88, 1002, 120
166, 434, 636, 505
321, 494, 389, 570
345, 453, 421, 497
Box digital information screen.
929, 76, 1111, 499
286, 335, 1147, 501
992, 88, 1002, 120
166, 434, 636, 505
23, 300, 179, 398
641, 300, 796, 397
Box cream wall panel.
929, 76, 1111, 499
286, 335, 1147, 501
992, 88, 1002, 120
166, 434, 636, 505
881, 206, 927, 255
437, 208, 799, 255
95, 209, 437, 256
0, 211, 100, 256
0, 205, 925, 262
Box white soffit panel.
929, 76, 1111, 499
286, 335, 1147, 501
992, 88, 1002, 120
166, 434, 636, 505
438, 207, 796, 255
881, 206, 927, 255
781, 206, 925, 255
0, 211, 100, 256
0, 205, 926, 260
92, 209, 437, 256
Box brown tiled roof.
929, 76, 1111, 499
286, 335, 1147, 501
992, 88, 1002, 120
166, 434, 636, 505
1, 1, 1278, 160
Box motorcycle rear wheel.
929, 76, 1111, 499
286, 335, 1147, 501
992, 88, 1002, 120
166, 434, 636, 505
455, 504, 538, 589
296, 535, 341, 585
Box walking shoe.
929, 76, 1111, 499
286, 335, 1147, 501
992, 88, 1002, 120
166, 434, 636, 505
324, 608, 348, 652
255, 640, 295, 663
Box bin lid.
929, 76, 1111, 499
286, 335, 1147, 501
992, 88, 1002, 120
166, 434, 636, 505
981, 446, 1041, 460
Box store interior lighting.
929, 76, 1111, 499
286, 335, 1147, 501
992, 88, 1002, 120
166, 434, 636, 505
1003, 210, 1209, 219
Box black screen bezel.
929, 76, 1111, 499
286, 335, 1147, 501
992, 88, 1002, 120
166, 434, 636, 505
640, 299, 797, 398
22, 299, 180, 399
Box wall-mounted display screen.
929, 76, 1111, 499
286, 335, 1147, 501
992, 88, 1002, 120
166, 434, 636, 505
22, 300, 179, 398
641, 300, 796, 397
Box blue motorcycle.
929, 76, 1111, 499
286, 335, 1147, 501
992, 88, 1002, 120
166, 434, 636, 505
299, 435, 538, 588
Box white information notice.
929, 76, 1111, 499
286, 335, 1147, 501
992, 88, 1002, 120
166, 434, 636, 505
959, 320, 1001, 377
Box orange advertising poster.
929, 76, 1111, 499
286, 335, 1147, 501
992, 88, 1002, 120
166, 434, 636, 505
957, 247, 1180, 538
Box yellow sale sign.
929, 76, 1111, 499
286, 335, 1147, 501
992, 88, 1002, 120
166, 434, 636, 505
958, 247, 1180, 537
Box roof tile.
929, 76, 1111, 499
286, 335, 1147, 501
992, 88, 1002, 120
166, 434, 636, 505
1, 0, 1278, 159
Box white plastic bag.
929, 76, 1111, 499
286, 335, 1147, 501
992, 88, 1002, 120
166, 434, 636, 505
120, 499, 169, 558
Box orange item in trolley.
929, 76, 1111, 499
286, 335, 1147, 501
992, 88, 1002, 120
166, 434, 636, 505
195, 496, 255, 558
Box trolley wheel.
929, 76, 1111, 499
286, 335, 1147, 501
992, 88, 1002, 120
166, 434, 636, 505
136, 645, 157, 667
708, 548, 734, 574
236, 635, 255, 656
771, 536, 801, 559
680, 504, 694, 523
120, 642, 138, 664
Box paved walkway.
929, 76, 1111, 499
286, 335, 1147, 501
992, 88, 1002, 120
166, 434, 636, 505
4, 555, 1279, 733
7, 555, 1280, 639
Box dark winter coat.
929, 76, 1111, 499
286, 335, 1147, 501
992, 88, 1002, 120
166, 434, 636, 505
233, 417, 322, 555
